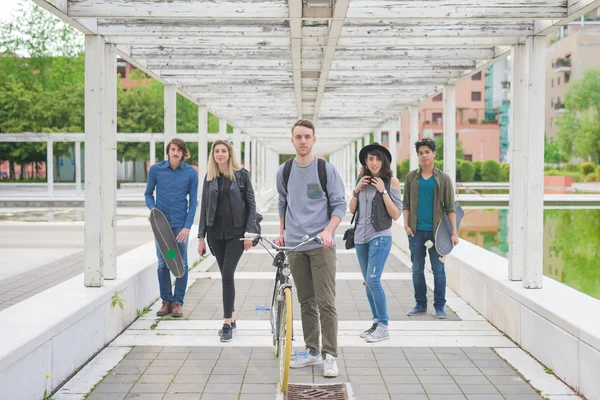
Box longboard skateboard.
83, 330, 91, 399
434, 202, 465, 261
150, 208, 185, 278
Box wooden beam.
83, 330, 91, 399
345, 0, 566, 19
312, 0, 351, 122
68, 0, 289, 19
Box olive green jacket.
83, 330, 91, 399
402, 167, 455, 233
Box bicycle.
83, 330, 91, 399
243, 232, 322, 392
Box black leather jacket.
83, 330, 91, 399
197, 168, 256, 239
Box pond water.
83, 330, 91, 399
461, 207, 600, 300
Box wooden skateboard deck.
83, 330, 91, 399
150, 208, 185, 278
434, 202, 465, 258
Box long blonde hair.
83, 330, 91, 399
207, 140, 241, 181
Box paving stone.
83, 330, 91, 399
485, 375, 525, 385
86, 393, 126, 400
503, 395, 542, 400
351, 383, 392, 394
202, 383, 241, 394
242, 374, 279, 384
458, 384, 501, 395
102, 374, 141, 384
200, 394, 239, 400
145, 366, 181, 375
422, 383, 463, 394
119, 359, 153, 367
452, 375, 490, 385
479, 367, 518, 376
125, 394, 164, 400
446, 367, 484, 376
464, 395, 504, 400
138, 374, 175, 384
386, 384, 426, 394
346, 367, 383, 376
167, 383, 206, 393
495, 384, 537, 394
380, 367, 416, 376
162, 394, 202, 400
93, 383, 134, 394
412, 367, 449, 376
178, 366, 215, 375
240, 383, 278, 393
129, 383, 170, 393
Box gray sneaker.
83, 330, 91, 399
359, 322, 378, 338
366, 323, 389, 343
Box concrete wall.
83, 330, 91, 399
392, 220, 600, 400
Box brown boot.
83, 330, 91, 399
171, 304, 183, 318
156, 302, 171, 317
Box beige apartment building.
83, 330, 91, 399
546, 8, 600, 140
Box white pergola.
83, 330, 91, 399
29, 0, 600, 288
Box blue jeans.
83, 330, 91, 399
408, 230, 446, 310
155, 227, 189, 305
355, 236, 392, 325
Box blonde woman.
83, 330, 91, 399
197, 140, 256, 342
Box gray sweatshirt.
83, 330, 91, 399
276, 157, 347, 250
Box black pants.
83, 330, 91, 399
208, 234, 245, 319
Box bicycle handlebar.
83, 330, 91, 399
244, 232, 323, 253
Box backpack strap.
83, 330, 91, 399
282, 158, 294, 190
317, 158, 328, 198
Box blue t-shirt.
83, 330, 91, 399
417, 175, 435, 231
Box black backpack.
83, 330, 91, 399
282, 158, 329, 226
235, 169, 262, 246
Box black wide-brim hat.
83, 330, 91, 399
359, 142, 392, 166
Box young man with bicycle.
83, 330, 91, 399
275, 119, 347, 378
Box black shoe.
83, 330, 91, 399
220, 324, 233, 342
218, 320, 237, 336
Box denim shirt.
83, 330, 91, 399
144, 160, 199, 229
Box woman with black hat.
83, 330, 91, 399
349, 142, 402, 342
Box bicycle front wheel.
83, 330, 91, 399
278, 287, 293, 392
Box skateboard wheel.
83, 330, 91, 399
424, 240, 433, 249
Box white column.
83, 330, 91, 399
388, 118, 398, 176
523, 36, 546, 289
198, 106, 208, 203
374, 127, 382, 143
244, 135, 250, 169
46, 140, 53, 198
150, 139, 156, 166
443, 85, 457, 188
75, 140, 82, 196
508, 44, 527, 282
164, 85, 176, 159
252, 138, 258, 188
233, 127, 241, 163
355, 139, 361, 172
103, 43, 117, 280
261, 142, 267, 191
84, 35, 105, 287
219, 118, 227, 136
256, 141, 262, 191
410, 106, 419, 171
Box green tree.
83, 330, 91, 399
397, 158, 410, 181
545, 134, 566, 164
471, 161, 483, 181
556, 68, 600, 163
457, 160, 475, 182
434, 134, 465, 161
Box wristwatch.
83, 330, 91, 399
353, 190, 359, 198
381, 189, 388, 195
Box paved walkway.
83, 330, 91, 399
52, 204, 546, 399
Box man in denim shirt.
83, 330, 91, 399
145, 138, 198, 318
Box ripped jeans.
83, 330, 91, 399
355, 236, 392, 325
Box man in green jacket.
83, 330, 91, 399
402, 138, 458, 319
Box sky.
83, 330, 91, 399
0, 0, 21, 23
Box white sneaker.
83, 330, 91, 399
290, 349, 322, 368
366, 323, 389, 343
359, 321, 378, 338
323, 354, 338, 377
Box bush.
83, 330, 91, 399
597, 166, 600, 180
482, 160, 502, 182
397, 158, 410, 181
586, 172, 597, 182
472, 161, 483, 181
501, 163, 510, 182
581, 162, 597, 176
457, 161, 474, 182
545, 170, 583, 182
563, 163, 579, 172
434, 160, 443, 170
544, 165, 553, 171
